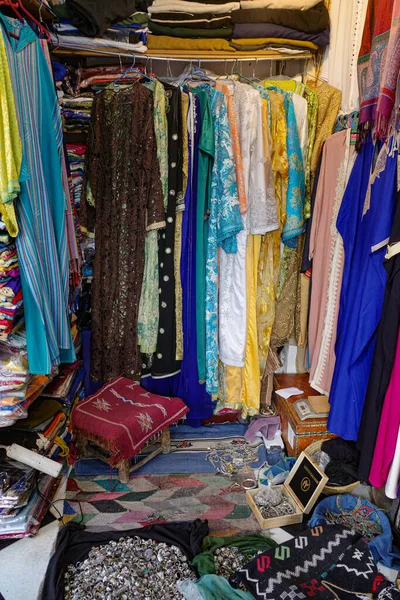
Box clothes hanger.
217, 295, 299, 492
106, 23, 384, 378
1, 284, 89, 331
187, 58, 216, 86
113, 54, 152, 88
0, 0, 51, 41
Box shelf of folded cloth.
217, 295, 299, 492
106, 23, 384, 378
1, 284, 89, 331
0, 374, 51, 428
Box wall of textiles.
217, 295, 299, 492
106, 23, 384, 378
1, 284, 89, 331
2, 0, 400, 497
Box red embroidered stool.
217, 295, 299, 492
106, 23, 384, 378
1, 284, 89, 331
72, 376, 188, 483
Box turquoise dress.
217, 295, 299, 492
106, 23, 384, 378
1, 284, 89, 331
202, 85, 243, 394
254, 84, 305, 247
0, 16, 75, 373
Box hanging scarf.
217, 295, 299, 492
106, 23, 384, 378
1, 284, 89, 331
376, 0, 400, 135
358, 0, 394, 126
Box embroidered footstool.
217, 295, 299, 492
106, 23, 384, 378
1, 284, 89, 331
72, 376, 188, 483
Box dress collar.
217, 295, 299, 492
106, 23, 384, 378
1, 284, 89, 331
0, 14, 37, 52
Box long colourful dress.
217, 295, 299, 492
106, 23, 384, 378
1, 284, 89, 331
1, 15, 75, 374
203, 85, 242, 394
328, 138, 398, 440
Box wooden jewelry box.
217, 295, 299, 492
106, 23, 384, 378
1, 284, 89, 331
273, 374, 336, 457
247, 451, 328, 529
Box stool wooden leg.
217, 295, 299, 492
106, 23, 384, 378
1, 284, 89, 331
118, 460, 130, 484
76, 435, 90, 458
161, 427, 170, 454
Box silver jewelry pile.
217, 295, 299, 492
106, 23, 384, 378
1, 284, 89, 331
64, 537, 196, 600
206, 441, 259, 476
255, 486, 295, 519
214, 546, 253, 579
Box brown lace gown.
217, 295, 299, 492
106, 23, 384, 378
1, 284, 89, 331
80, 84, 165, 382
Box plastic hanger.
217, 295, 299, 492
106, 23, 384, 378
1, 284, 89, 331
187, 58, 216, 86
113, 54, 152, 88
0, 0, 51, 41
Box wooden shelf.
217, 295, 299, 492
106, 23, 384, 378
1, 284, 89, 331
52, 47, 313, 62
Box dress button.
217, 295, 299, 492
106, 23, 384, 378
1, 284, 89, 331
159, 328, 165, 334
165, 248, 172, 254
163, 275, 169, 282
157, 353, 162, 359
162, 301, 167, 308
172, 133, 178, 140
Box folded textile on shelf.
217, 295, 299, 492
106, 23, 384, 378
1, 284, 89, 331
149, 21, 233, 37
148, 1, 240, 15
147, 34, 235, 50
231, 1, 329, 31
232, 23, 330, 46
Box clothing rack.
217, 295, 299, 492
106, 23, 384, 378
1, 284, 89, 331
51, 46, 314, 63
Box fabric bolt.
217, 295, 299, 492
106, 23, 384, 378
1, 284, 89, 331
328, 139, 398, 441
150, 84, 182, 379
323, 0, 368, 113
231, 2, 329, 31
308, 131, 355, 394
202, 84, 242, 394
151, 14, 233, 28
147, 35, 235, 51
231, 37, 319, 51
138, 79, 167, 356
80, 83, 165, 382
357, 192, 400, 481
233, 23, 330, 46
239, 0, 324, 8
358, 0, 394, 125
148, 1, 240, 14
369, 330, 400, 488
1, 15, 76, 375
0, 30, 21, 236
148, 21, 234, 37
65, 0, 137, 36
376, 0, 400, 134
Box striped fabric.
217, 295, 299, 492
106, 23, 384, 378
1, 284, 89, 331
0, 15, 75, 374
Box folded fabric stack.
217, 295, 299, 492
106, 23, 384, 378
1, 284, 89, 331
66, 143, 87, 209
230, 0, 330, 53
0, 370, 51, 428
0, 225, 23, 342
61, 96, 93, 135
51, 1, 149, 53
147, 0, 239, 51
0, 456, 58, 539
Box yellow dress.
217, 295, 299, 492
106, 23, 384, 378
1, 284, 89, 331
0, 31, 21, 236
257, 92, 288, 374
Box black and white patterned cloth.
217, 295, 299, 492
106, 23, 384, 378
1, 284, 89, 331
233, 523, 400, 600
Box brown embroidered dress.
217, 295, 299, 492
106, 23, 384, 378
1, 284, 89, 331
81, 83, 165, 382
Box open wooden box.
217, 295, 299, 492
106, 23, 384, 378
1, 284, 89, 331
247, 451, 328, 529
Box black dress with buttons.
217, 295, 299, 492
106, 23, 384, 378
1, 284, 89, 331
151, 84, 183, 377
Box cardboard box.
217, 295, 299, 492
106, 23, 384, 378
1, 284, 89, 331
274, 374, 336, 457
247, 451, 328, 529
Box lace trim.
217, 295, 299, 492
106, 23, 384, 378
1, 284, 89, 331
313, 132, 354, 392
363, 143, 388, 216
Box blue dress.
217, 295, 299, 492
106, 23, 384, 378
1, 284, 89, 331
328, 138, 398, 440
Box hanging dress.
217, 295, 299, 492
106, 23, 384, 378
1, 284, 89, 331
328, 139, 398, 440
81, 83, 165, 382
308, 129, 356, 394
1, 15, 75, 374
358, 191, 400, 480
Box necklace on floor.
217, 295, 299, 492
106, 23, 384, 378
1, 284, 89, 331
206, 440, 259, 476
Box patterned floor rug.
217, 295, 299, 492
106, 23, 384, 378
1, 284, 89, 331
63, 471, 262, 536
